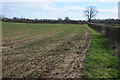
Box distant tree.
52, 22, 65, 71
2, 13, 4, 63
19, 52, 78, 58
0, 14, 5, 20
57, 17, 62, 23
13, 17, 17, 19
84, 6, 98, 23
58, 17, 62, 21
64, 17, 70, 21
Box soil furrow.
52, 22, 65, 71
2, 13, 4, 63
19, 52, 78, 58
40, 28, 92, 78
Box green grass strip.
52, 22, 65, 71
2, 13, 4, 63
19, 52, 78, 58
83, 24, 119, 78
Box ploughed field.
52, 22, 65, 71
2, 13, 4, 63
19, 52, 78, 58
2, 22, 91, 78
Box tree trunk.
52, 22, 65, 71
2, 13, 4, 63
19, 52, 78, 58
88, 19, 91, 23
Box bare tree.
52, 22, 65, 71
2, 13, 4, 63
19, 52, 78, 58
84, 6, 98, 23
58, 17, 62, 21
64, 16, 70, 21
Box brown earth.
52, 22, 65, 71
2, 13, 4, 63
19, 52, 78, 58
2, 27, 92, 78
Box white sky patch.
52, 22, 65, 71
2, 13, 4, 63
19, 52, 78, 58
2, 0, 119, 3
97, 12, 118, 19
88, 3, 96, 6
63, 6, 84, 11
25, 2, 54, 10
36, 11, 84, 20
98, 8, 118, 13
24, 2, 84, 12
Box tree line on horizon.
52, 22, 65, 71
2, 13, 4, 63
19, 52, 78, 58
0, 16, 86, 24
0, 16, 119, 25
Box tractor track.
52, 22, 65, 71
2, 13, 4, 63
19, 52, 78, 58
39, 28, 92, 78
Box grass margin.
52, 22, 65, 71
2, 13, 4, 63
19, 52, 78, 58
83, 24, 119, 78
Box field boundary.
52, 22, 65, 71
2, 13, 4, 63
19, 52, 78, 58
88, 23, 120, 56
83, 24, 119, 78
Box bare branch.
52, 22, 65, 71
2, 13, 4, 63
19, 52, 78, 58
84, 6, 98, 23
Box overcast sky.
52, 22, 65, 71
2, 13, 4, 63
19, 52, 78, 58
1, 0, 119, 20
